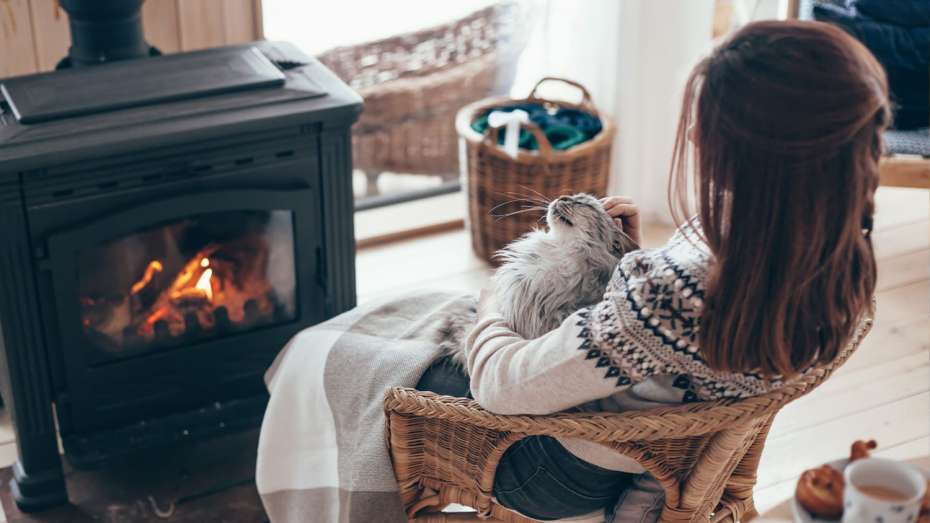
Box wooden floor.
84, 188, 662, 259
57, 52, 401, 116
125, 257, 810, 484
0, 187, 924, 520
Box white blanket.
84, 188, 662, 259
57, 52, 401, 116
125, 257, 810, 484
256, 291, 468, 522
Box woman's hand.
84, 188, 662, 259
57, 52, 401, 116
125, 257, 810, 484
600, 196, 641, 246
477, 287, 500, 318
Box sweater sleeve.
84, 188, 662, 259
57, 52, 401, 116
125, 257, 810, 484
464, 308, 623, 415
463, 237, 712, 415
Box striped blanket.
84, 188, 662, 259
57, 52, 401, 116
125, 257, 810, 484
256, 291, 468, 522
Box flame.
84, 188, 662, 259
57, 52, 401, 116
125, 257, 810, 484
131, 260, 163, 295
195, 265, 214, 301
111, 240, 275, 342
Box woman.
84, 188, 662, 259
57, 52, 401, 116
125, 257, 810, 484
416, 20, 888, 520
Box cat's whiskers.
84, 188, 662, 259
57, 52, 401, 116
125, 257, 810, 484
500, 195, 549, 210
503, 188, 550, 204
489, 196, 547, 216
494, 205, 548, 221
515, 185, 553, 205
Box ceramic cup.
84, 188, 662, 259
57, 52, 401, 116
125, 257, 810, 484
842, 457, 926, 523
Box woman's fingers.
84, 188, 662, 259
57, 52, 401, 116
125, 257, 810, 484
600, 195, 633, 202
606, 203, 639, 218
600, 196, 634, 210
600, 196, 642, 245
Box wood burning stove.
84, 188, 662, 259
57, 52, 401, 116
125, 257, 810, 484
0, 29, 361, 511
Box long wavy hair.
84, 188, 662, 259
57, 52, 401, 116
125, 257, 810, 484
669, 21, 890, 377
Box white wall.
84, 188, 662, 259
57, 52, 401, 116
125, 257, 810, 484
611, 0, 715, 224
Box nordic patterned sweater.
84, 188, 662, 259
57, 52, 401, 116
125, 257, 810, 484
463, 224, 865, 473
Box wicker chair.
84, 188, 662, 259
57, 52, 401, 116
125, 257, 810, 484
317, 3, 523, 196
384, 315, 873, 522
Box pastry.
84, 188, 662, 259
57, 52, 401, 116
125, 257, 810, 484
849, 439, 877, 462
796, 464, 845, 519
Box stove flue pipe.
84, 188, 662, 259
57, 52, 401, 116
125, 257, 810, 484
58, 0, 153, 68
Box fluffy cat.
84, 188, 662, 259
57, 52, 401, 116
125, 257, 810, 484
438, 193, 639, 370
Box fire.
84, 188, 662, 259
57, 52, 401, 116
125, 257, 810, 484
131, 260, 163, 294
195, 264, 214, 301
88, 236, 275, 344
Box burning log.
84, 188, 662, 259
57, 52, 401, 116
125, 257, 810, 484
214, 306, 231, 331
244, 299, 260, 326
129, 260, 163, 312
81, 230, 280, 349
184, 312, 200, 336
81, 294, 131, 343
154, 320, 171, 341
129, 235, 273, 342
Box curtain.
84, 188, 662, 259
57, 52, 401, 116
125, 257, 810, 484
513, 0, 716, 224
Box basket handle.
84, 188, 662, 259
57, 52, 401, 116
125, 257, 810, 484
527, 76, 599, 117
483, 121, 554, 158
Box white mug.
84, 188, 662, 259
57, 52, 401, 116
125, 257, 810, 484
842, 458, 926, 523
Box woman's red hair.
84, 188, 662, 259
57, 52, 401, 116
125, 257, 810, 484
669, 21, 890, 377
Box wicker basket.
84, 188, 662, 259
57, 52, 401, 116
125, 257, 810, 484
318, 3, 522, 192
456, 77, 615, 264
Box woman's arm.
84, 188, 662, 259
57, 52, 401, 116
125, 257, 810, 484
464, 290, 622, 415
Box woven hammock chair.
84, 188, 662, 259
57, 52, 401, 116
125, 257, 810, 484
383, 314, 873, 523
317, 3, 523, 196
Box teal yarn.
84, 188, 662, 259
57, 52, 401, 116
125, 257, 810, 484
471, 105, 599, 152
543, 124, 586, 150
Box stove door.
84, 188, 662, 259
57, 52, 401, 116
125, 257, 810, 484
42, 188, 325, 434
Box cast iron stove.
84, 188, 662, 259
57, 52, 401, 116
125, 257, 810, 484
0, 0, 361, 511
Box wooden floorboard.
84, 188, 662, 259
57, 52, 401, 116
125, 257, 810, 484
873, 187, 929, 229
873, 219, 929, 259
876, 248, 929, 290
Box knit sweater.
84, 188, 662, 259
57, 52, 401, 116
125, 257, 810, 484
464, 224, 863, 473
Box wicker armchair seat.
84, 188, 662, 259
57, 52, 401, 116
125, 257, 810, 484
384, 315, 873, 522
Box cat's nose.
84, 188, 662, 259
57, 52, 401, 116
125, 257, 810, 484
557, 196, 571, 203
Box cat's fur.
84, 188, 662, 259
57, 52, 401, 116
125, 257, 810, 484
437, 193, 639, 370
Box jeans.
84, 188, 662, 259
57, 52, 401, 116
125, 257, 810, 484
415, 356, 633, 521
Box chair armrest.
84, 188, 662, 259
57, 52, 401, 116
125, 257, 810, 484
384, 387, 761, 442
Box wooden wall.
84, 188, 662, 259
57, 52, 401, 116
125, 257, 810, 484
0, 0, 263, 78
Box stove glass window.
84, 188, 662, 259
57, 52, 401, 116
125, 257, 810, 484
77, 210, 297, 363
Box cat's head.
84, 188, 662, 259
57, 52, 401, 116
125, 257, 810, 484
492, 193, 639, 337
546, 193, 638, 258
